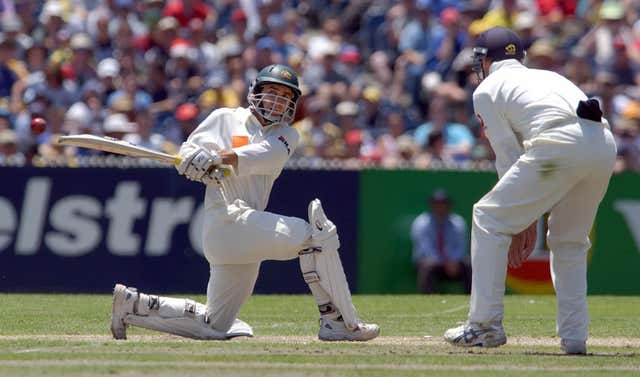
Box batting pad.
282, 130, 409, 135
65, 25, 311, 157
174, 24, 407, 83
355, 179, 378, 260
300, 199, 358, 330
125, 295, 253, 340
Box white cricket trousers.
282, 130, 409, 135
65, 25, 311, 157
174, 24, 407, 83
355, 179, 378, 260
201, 199, 311, 332
469, 120, 616, 342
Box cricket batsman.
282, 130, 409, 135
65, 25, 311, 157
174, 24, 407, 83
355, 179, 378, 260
443, 27, 616, 354
110, 64, 380, 341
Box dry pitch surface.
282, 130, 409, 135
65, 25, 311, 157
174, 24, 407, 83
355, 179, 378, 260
0, 294, 638, 376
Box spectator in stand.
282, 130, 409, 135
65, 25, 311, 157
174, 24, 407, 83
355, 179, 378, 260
124, 109, 175, 154
563, 48, 592, 91
578, 1, 635, 72
2, 17, 30, 58
0, 129, 19, 158
0, 0, 636, 170
473, 0, 522, 30
377, 110, 416, 167
0, 34, 19, 99
293, 97, 342, 159
162, 0, 214, 28
411, 189, 471, 294
398, 1, 443, 105
188, 18, 222, 74
615, 101, 640, 172
413, 95, 474, 161
91, 15, 114, 62
335, 100, 365, 159
107, 72, 152, 115
66, 33, 97, 90
166, 102, 200, 145
414, 129, 454, 168
141, 0, 165, 30
103, 112, 136, 140
255, 37, 278, 68
360, 86, 384, 130
435, 7, 467, 78
96, 58, 120, 101
0, 108, 10, 131
22, 39, 48, 82
63, 101, 95, 136
526, 39, 561, 72
14, 0, 39, 38
604, 37, 639, 87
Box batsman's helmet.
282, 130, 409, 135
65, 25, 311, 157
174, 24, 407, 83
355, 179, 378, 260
472, 27, 525, 81
248, 64, 302, 124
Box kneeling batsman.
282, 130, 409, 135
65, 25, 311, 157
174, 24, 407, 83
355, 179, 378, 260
110, 198, 378, 341
109, 63, 377, 342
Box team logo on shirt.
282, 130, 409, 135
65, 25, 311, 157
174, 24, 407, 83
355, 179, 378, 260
278, 135, 291, 155
505, 44, 516, 56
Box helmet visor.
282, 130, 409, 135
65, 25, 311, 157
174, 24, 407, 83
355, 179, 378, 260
472, 47, 488, 73
248, 92, 297, 124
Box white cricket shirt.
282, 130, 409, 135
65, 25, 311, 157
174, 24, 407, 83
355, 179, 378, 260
473, 59, 597, 177
179, 107, 299, 211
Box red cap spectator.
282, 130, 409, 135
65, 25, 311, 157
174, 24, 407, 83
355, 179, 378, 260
169, 38, 194, 59
231, 8, 247, 23
440, 7, 459, 26
176, 103, 199, 121
163, 0, 212, 27
340, 48, 361, 64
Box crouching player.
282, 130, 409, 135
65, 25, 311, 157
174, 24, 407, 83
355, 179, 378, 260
110, 64, 379, 341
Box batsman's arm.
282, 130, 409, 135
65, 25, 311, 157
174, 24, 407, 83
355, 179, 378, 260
232, 128, 298, 176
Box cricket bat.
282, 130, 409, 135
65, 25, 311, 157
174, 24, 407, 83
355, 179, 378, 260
56, 134, 231, 175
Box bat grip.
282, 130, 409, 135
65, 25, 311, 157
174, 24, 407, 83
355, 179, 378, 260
174, 155, 231, 176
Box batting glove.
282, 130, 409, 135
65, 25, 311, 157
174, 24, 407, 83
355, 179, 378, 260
176, 146, 222, 183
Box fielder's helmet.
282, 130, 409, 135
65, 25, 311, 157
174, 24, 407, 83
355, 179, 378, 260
472, 27, 525, 81
248, 64, 301, 124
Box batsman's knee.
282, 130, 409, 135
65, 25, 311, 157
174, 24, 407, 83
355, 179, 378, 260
306, 198, 340, 251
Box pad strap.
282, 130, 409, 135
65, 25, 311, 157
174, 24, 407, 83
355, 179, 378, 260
299, 248, 332, 308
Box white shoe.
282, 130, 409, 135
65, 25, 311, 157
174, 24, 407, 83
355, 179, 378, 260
561, 339, 587, 355
318, 318, 380, 341
110, 284, 138, 340
226, 318, 254, 339
444, 322, 507, 347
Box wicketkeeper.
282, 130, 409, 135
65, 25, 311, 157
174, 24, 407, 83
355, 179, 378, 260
444, 27, 616, 354
110, 64, 379, 341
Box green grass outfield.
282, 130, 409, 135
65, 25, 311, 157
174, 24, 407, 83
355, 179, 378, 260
0, 294, 638, 376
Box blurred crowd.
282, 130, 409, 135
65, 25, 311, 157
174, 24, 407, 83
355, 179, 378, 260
0, 0, 640, 171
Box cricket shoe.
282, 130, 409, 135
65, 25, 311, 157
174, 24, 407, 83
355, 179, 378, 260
444, 321, 507, 347
561, 339, 587, 355
110, 284, 138, 340
318, 317, 380, 341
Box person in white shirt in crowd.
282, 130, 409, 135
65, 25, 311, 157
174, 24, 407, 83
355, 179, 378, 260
444, 27, 616, 355
102, 113, 136, 140
123, 109, 172, 153
110, 64, 379, 341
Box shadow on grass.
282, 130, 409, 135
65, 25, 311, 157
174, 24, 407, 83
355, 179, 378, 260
444, 349, 638, 358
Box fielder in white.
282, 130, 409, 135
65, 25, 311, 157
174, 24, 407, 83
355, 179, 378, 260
444, 27, 616, 354
110, 64, 379, 341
